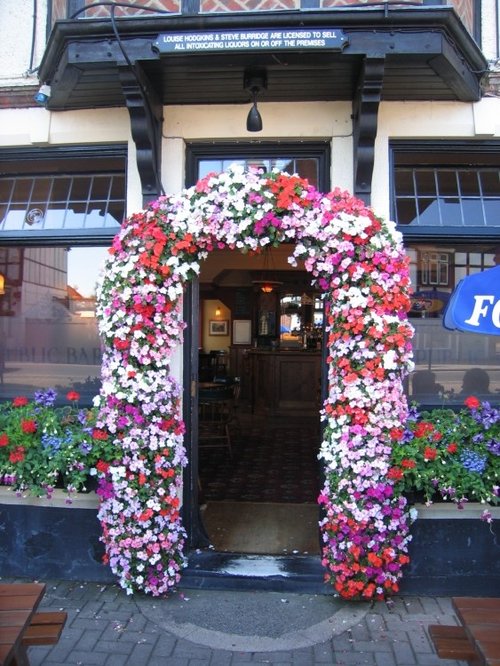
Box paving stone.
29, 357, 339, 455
103, 654, 129, 666
4, 575, 469, 666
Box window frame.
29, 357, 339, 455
390, 140, 500, 242
0, 144, 127, 247
186, 141, 331, 192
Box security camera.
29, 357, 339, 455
34, 84, 51, 105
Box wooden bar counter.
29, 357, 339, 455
249, 349, 322, 415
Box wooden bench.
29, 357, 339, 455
0, 583, 46, 665
429, 597, 500, 666
428, 625, 481, 665
22, 612, 67, 647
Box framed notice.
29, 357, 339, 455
209, 320, 229, 336
233, 319, 252, 345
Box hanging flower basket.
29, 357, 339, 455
94, 165, 415, 598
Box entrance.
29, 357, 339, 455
196, 251, 323, 556
184, 144, 331, 556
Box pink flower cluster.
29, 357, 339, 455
96, 165, 414, 598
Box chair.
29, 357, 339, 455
198, 384, 236, 457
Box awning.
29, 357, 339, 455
443, 265, 500, 335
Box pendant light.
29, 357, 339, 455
244, 69, 267, 133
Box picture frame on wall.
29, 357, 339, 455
233, 319, 252, 345
209, 320, 229, 336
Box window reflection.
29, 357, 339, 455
0, 246, 107, 406
408, 242, 499, 406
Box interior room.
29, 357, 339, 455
196, 246, 324, 556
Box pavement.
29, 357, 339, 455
10, 578, 469, 666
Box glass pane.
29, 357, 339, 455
484, 199, 500, 225
295, 159, 319, 188
459, 170, 480, 196
198, 157, 319, 187
461, 198, 484, 225
437, 171, 458, 196
90, 176, 111, 199
69, 178, 91, 201
418, 198, 440, 225
395, 199, 417, 225
407, 242, 500, 407
0, 180, 14, 200
51, 178, 71, 202
394, 170, 414, 196
415, 170, 436, 197
480, 171, 500, 196
440, 198, 462, 226
0, 245, 108, 406
12, 179, 33, 203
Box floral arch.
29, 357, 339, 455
95, 165, 414, 599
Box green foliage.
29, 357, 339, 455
390, 397, 499, 506
0, 389, 100, 496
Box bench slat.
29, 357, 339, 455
428, 625, 479, 661
21, 611, 67, 648
30, 612, 67, 627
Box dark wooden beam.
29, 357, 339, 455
352, 57, 385, 205
118, 63, 163, 204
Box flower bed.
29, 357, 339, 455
0, 390, 106, 496
390, 397, 499, 518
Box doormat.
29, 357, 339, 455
201, 501, 320, 555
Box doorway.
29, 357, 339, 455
183, 144, 330, 556
197, 267, 323, 555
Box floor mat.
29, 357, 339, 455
201, 501, 321, 555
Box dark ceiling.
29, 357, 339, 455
38, 7, 488, 111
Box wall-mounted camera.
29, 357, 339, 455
33, 84, 51, 105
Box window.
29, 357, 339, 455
187, 142, 330, 192
407, 242, 499, 405
392, 143, 500, 407
0, 146, 126, 239
392, 144, 500, 231
0, 146, 127, 406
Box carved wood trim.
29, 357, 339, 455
119, 64, 163, 204
352, 57, 385, 205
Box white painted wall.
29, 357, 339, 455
0, 0, 49, 87
481, 0, 499, 60
162, 101, 354, 195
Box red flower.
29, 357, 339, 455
390, 428, 404, 441
447, 443, 458, 454
21, 419, 37, 434
401, 458, 416, 469
9, 446, 25, 463
96, 460, 110, 473
92, 428, 109, 441
388, 466, 404, 481
414, 421, 434, 438
66, 391, 80, 402
464, 395, 480, 409
0, 433, 8, 447
12, 396, 28, 407
424, 446, 437, 461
